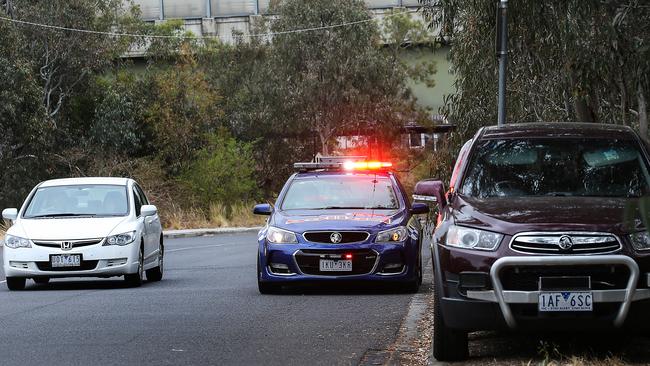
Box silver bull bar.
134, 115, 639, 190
465, 255, 650, 329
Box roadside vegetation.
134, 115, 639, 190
0, 0, 436, 228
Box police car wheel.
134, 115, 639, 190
258, 280, 281, 294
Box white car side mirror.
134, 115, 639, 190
141, 205, 158, 217
2, 208, 18, 221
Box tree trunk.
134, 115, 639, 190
639, 81, 648, 138
568, 65, 595, 122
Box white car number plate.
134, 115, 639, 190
319, 259, 352, 272
538, 292, 592, 312
51, 254, 81, 268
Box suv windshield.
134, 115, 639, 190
461, 138, 650, 198
23, 184, 129, 218
281, 176, 399, 210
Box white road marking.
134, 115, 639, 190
167, 244, 226, 253
0, 280, 6, 284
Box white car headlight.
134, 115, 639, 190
630, 231, 650, 251
446, 225, 503, 251
104, 231, 137, 246
266, 226, 298, 244
4, 234, 31, 249
376, 226, 408, 244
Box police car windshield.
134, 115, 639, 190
281, 176, 399, 210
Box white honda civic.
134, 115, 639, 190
2, 177, 164, 290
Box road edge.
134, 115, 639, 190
163, 226, 262, 239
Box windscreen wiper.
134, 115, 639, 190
27, 213, 96, 219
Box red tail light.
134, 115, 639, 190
345, 254, 353, 260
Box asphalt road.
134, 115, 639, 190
0, 233, 426, 366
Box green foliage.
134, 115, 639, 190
419, 0, 650, 141
182, 132, 258, 206
269, 0, 430, 154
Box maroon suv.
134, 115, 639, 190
415, 123, 650, 361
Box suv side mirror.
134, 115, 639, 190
141, 205, 158, 217
2, 208, 18, 221
410, 202, 430, 215
253, 203, 273, 216
414, 180, 447, 209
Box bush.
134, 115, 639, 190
182, 132, 258, 208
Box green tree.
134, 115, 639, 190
269, 0, 430, 154
419, 0, 650, 140
182, 132, 257, 206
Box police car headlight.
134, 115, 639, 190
376, 226, 408, 244
630, 231, 650, 251
4, 234, 32, 249
266, 227, 298, 244
446, 225, 502, 251
104, 231, 137, 246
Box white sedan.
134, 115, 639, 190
2, 177, 164, 290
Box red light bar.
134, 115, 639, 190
343, 161, 393, 171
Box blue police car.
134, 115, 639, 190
253, 156, 429, 293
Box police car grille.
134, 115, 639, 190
303, 231, 369, 244
295, 249, 377, 276
510, 233, 621, 255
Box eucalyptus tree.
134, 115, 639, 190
419, 0, 649, 139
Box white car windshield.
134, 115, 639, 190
23, 185, 129, 218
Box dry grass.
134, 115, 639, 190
164, 201, 266, 230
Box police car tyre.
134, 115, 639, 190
33, 277, 50, 284
6, 277, 26, 291
403, 255, 422, 293
145, 241, 164, 282
124, 245, 144, 287
433, 279, 468, 361
257, 259, 281, 294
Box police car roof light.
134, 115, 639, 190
293, 156, 392, 172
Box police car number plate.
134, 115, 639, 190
319, 259, 352, 271
538, 292, 592, 312
51, 254, 81, 268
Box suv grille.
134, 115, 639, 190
294, 249, 377, 276
500, 265, 631, 291
510, 233, 621, 255
303, 231, 369, 244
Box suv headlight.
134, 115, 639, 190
630, 231, 650, 251
4, 234, 31, 249
266, 226, 298, 244
446, 225, 503, 251
104, 231, 137, 246
376, 226, 408, 244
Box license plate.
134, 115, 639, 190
319, 259, 352, 272
51, 254, 81, 268
538, 292, 592, 312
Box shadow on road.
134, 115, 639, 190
15, 279, 150, 291
271, 282, 419, 296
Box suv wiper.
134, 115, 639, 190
27, 213, 95, 219
364, 206, 395, 209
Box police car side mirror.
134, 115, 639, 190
410, 203, 429, 215
253, 204, 273, 216
414, 180, 447, 209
